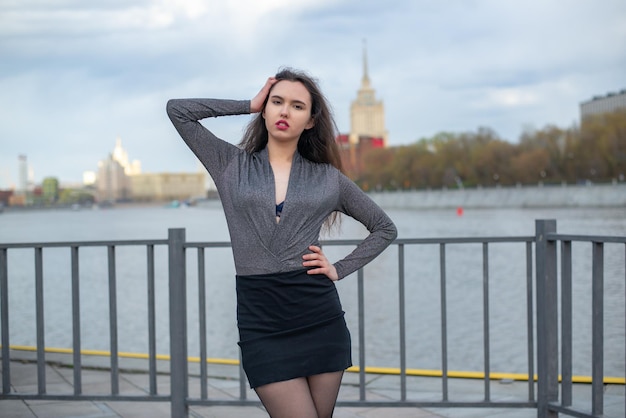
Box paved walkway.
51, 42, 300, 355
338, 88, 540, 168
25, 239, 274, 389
1, 352, 624, 418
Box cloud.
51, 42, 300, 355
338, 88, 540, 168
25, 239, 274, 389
0, 0, 625, 188
473, 88, 539, 109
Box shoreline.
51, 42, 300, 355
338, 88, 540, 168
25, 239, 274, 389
369, 182, 626, 209
2, 183, 625, 213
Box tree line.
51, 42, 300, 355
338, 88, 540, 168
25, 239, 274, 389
354, 109, 626, 191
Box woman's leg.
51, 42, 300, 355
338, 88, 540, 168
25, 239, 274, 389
254, 377, 318, 418
254, 371, 344, 418
306, 371, 344, 418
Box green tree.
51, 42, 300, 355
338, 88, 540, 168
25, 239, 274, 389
348, 108, 625, 190
579, 109, 626, 181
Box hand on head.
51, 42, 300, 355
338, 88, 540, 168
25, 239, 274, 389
250, 77, 278, 113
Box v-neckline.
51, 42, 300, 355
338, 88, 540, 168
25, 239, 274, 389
268, 150, 297, 225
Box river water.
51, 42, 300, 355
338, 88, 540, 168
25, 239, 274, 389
1, 199, 624, 378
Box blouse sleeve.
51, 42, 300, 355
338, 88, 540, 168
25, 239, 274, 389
166, 98, 250, 179
333, 173, 398, 279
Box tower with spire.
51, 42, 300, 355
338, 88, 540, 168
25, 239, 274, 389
112, 137, 141, 176
348, 41, 388, 147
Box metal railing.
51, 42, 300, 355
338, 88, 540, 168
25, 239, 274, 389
539, 221, 626, 417
0, 219, 624, 417
1, 237, 170, 403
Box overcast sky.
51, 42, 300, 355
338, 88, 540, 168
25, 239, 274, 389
1, 0, 625, 188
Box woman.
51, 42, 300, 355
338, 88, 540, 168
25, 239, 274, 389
167, 68, 397, 418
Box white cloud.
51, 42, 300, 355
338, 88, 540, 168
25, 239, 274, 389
474, 88, 539, 109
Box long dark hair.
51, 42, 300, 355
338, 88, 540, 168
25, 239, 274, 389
240, 68, 343, 172
240, 68, 343, 230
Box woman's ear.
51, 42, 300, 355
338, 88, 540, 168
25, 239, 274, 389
305, 117, 314, 130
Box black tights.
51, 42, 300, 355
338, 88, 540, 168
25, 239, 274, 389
254, 371, 344, 418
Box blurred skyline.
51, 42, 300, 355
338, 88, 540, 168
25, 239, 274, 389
1, 0, 625, 188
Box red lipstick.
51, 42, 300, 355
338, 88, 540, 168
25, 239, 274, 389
275, 120, 289, 130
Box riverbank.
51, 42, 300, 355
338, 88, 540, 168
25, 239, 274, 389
2, 183, 625, 214
369, 183, 626, 209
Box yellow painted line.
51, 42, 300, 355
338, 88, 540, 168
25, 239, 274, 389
5, 345, 238, 365
346, 366, 625, 385
4, 345, 624, 385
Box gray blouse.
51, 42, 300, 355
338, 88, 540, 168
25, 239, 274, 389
166, 98, 397, 279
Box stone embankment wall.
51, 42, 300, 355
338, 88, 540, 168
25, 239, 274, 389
369, 183, 626, 209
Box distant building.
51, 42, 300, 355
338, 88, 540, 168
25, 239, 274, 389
97, 155, 131, 202
580, 89, 626, 119
96, 138, 140, 202
131, 172, 206, 202
41, 177, 59, 203
348, 45, 388, 147
95, 137, 209, 202
17, 155, 28, 195
0, 190, 12, 207
8, 193, 26, 207
338, 43, 388, 179
112, 137, 142, 175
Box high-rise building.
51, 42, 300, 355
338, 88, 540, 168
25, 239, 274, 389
580, 89, 626, 119
97, 155, 131, 202
96, 138, 140, 202
348, 43, 388, 147
112, 137, 142, 175
337, 43, 388, 179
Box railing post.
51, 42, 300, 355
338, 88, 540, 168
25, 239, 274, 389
1, 248, 10, 394
535, 220, 558, 417
591, 242, 604, 416
35, 247, 46, 394
71, 246, 82, 395
357, 267, 366, 401
169, 228, 188, 418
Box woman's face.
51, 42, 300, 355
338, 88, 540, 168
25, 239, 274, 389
262, 80, 314, 144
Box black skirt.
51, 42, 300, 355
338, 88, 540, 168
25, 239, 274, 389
236, 269, 352, 388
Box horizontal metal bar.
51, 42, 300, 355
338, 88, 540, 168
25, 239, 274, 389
548, 233, 626, 244
0, 236, 537, 249
394, 236, 535, 245
0, 394, 586, 410
320, 237, 535, 246
0, 239, 168, 249
188, 399, 263, 407
0, 394, 170, 402
11, 234, 626, 249
185, 399, 537, 409
339, 400, 538, 408
183, 241, 232, 249
547, 402, 596, 418
0, 393, 539, 411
